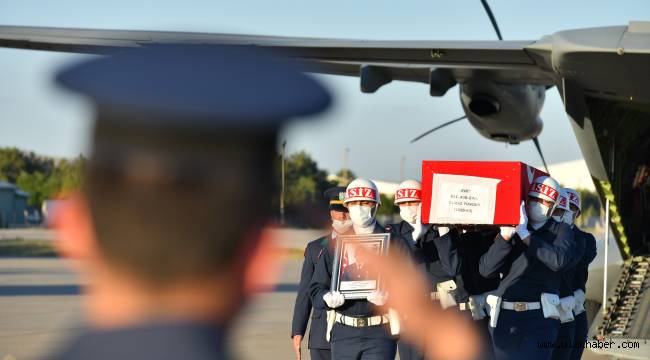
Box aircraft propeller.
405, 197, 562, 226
409, 115, 467, 144
480, 0, 503, 40
532, 136, 549, 173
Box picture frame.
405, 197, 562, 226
330, 233, 391, 300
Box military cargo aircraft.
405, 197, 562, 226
0, 11, 648, 358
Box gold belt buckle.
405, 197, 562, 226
356, 318, 368, 327
514, 302, 527, 312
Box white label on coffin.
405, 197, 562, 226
430, 174, 501, 224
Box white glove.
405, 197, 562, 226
515, 201, 530, 240
499, 226, 516, 240
323, 291, 345, 308
437, 226, 450, 236
367, 290, 388, 306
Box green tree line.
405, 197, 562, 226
0, 147, 86, 210
3, 147, 600, 225
276, 151, 397, 227
575, 188, 601, 226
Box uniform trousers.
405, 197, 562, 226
475, 317, 495, 360
489, 309, 560, 360
310, 348, 331, 360
398, 339, 425, 360
569, 312, 588, 360
330, 323, 396, 360
550, 321, 576, 360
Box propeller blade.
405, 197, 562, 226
410, 115, 467, 144
532, 136, 550, 173
480, 0, 503, 40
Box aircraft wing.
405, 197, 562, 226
1, 24, 648, 99
0, 25, 557, 94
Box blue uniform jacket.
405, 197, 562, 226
571, 226, 597, 292
479, 219, 575, 302
291, 235, 331, 350
387, 221, 460, 291
308, 223, 406, 340
455, 229, 502, 302
558, 225, 586, 297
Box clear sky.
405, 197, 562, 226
1, 0, 648, 181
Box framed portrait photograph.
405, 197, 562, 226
331, 233, 391, 299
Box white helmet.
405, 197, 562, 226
344, 178, 381, 205
527, 176, 561, 222
394, 179, 422, 204
564, 188, 581, 213
528, 175, 561, 205
555, 188, 571, 212
552, 188, 575, 224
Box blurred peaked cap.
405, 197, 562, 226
55, 44, 332, 130
324, 186, 347, 202
324, 186, 348, 212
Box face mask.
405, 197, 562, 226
552, 211, 573, 225
399, 204, 420, 224
349, 205, 374, 227
527, 201, 551, 223
332, 219, 352, 233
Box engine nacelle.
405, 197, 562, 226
459, 82, 545, 144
